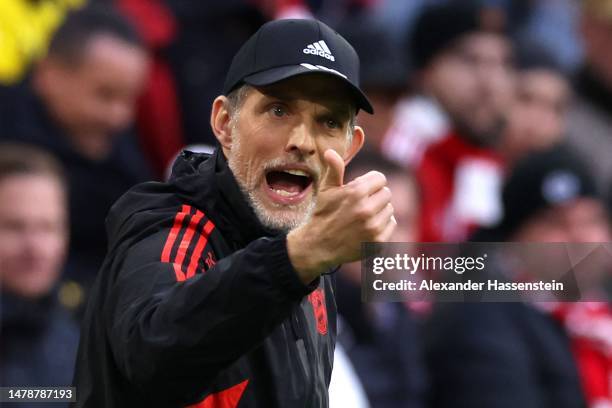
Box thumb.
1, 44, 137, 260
321, 149, 345, 190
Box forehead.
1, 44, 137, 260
250, 74, 356, 113
520, 70, 568, 94
0, 174, 65, 213
77, 34, 147, 71
455, 32, 512, 57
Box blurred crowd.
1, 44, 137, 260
1, 0, 611, 407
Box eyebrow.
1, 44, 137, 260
261, 92, 352, 121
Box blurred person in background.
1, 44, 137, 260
499, 43, 571, 164
566, 0, 612, 192
145, 0, 267, 166
408, 1, 515, 242
427, 145, 612, 408
338, 17, 408, 158
0, 144, 79, 400
0, 5, 152, 310
334, 152, 426, 408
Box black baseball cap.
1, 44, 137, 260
409, 1, 507, 70
471, 145, 599, 241
223, 18, 374, 114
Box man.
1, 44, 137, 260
500, 45, 571, 164
428, 145, 612, 408
73, 19, 395, 407
408, 2, 515, 241
337, 17, 408, 158
0, 143, 79, 398
566, 0, 612, 192
0, 5, 151, 298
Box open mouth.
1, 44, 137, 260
264, 168, 314, 205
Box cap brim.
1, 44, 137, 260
243, 65, 374, 114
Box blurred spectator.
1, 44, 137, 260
335, 152, 426, 408
0, 144, 79, 399
566, 0, 612, 192
162, 2, 266, 146
500, 44, 571, 164
409, 1, 515, 241
116, 0, 185, 177
338, 15, 408, 156
0, 5, 153, 308
428, 145, 612, 408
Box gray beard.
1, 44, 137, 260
226, 134, 316, 233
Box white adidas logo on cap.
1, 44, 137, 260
303, 40, 335, 61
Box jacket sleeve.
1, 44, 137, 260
104, 208, 316, 405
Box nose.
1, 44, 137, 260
285, 122, 316, 157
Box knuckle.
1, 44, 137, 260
355, 205, 371, 221
372, 171, 387, 185
346, 183, 364, 198
364, 220, 380, 235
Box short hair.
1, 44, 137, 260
0, 143, 67, 189
47, 4, 143, 64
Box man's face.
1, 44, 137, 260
423, 32, 514, 145
0, 174, 68, 299
503, 69, 570, 161
221, 75, 363, 232
39, 34, 148, 148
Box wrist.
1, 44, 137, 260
286, 227, 326, 283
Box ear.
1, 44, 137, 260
343, 125, 365, 165
210, 96, 233, 151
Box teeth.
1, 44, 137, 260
283, 169, 309, 177
273, 189, 299, 197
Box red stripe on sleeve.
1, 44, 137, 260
161, 204, 191, 263
171, 209, 204, 281
173, 263, 186, 282
185, 220, 216, 279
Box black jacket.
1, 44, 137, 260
73, 149, 337, 407
426, 302, 586, 408
1, 290, 79, 408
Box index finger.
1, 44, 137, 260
347, 171, 387, 196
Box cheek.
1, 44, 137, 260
41, 231, 67, 261
316, 135, 348, 156
0, 230, 26, 259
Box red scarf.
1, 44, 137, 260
551, 302, 612, 407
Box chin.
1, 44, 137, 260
251, 190, 315, 232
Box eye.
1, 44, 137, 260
325, 119, 341, 129
270, 104, 287, 117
